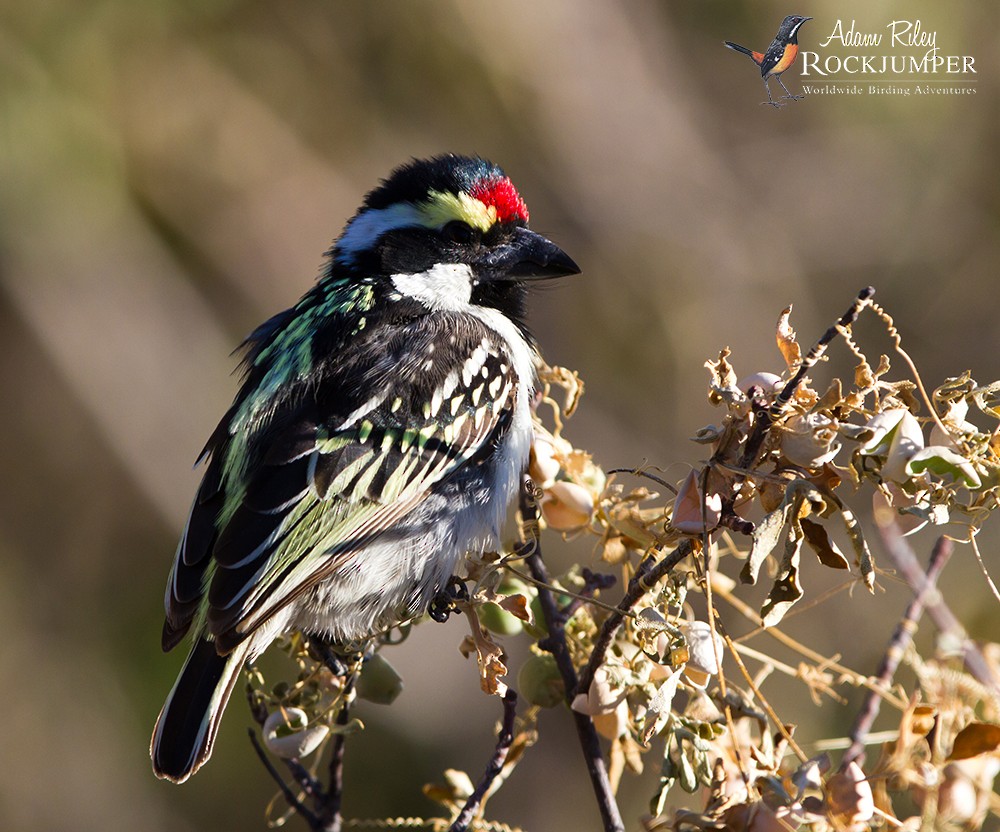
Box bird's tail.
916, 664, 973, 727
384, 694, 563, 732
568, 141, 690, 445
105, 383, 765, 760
724, 41, 756, 59
151, 637, 250, 783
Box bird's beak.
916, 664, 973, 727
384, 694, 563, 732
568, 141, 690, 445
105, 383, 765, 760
480, 226, 580, 281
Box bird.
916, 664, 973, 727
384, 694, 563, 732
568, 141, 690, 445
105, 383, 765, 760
724, 15, 812, 107
150, 154, 580, 783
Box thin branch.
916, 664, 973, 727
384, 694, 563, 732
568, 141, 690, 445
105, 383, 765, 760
876, 512, 1000, 700
248, 728, 322, 829
840, 535, 953, 770
575, 542, 693, 700
317, 681, 355, 832
738, 286, 876, 472
518, 475, 625, 832
449, 690, 518, 832
712, 579, 906, 708
969, 534, 1000, 605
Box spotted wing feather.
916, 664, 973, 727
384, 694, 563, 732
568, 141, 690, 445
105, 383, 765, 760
163, 312, 518, 654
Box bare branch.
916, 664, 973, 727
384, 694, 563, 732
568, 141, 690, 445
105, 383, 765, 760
449, 690, 518, 832
876, 514, 1000, 700
841, 535, 954, 770
519, 475, 626, 832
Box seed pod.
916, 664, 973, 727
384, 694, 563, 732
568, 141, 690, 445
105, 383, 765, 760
356, 653, 404, 705
518, 653, 565, 708
262, 707, 330, 759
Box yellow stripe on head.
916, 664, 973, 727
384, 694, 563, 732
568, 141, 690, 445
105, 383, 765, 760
418, 190, 498, 232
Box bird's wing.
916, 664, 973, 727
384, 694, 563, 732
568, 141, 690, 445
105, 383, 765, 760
759, 41, 786, 75
163, 313, 521, 653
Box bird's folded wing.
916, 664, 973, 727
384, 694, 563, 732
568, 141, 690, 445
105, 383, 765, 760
202, 350, 515, 650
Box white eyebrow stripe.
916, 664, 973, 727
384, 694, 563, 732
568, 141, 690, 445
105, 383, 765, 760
335, 203, 425, 264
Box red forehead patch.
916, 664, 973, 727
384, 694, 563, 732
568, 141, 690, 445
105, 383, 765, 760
470, 177, 530, 223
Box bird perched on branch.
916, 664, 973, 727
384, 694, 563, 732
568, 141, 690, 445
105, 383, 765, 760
724, 15, 812, 107
151, 155, 579, 783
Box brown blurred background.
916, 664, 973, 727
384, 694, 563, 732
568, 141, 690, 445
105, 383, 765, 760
1, 1, 998, 829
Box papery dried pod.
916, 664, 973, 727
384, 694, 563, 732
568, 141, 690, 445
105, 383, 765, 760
593, 698, 630, 740
540, 480, 595, 530
948, 721, 1000, 760
672, 469, 722, 534
529, 434, 561, 488
738, 371, 783, 397
679, 620, 724, 689
641, 668, 684, 743
800, 518, 850, 570
826, 761, 875, 826
262, 707, 330, 759
906, 446, 982, 489
706, 348, 746, 409
780, 412, 842, 468
571, 665, 627, 717
861, 408, 924, 483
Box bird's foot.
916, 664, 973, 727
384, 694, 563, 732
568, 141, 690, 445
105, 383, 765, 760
307, 638, 361, 677
761, 100, 785, 108
781, 94, 805, 100
428, 576, 469, 623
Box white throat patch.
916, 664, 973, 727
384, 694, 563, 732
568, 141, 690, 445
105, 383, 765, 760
391, 264, 475, 312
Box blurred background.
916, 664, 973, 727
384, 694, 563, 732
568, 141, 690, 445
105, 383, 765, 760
2, 0, 998, 829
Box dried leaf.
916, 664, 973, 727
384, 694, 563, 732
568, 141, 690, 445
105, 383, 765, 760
497, 593, 533, 623
972, 380, 1000, 419
907, 705, 937, 738
741, 503, 791, 585
800, 518, 850, 570
760, 518, 804, 627
839, 502, 876, 591
459, 605, 509, 696
776, 306, 802, 370
948, 721, 1000, 760
706, 348, 745, 408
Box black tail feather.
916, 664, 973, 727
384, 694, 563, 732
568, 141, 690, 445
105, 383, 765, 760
724, 40, 754, 57
151, 638, 247, 783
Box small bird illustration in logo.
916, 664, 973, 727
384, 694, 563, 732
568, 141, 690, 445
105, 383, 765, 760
725, 15, 812, 107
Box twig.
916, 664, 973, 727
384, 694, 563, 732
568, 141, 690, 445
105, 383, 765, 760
318, 681, 355, 832
713, 579, 907, 708
248, 728, 323, 829
449, 690, 518, 832
875, 512, 1000, 700
518, 475, 625, 832
575, 541, 693, 700
738, 286, 876, 472
840, 535, 953, 770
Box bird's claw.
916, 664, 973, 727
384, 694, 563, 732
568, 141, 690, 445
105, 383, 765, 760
427, 576, 469, 623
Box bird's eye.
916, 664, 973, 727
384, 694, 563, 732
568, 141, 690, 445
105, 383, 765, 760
442, 220, 476, 245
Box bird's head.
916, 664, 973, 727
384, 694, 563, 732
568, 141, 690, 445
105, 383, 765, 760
779, 15, 812, 42
328, 155, 579, 315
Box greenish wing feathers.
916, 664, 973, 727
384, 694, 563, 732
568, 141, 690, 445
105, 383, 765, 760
204, 368, 515, 650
